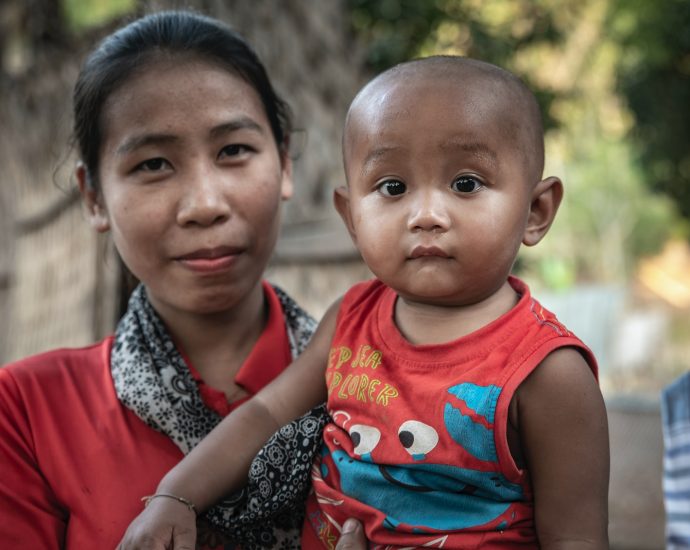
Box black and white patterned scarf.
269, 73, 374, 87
111, 284, 329, 549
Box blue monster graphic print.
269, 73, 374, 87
321, 382, 523, 533
326, 448, 522, 531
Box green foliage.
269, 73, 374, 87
347, 0, 563, 129
610, 0, 690, 220
348, 0, 563, 70
62, 0, 135, 32
347, 0, 447, 71
528, 135, 678, 283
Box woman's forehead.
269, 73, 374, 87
100, 60, 268, 145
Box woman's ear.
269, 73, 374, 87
76, 163, 110, 233
522, 176, 563, 247
279, 153, 294, 201
333, 185, 357, 244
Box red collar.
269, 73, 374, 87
186, 281, 292, 416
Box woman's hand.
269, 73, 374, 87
116, 498, 196, 550
335, 519, 368, 550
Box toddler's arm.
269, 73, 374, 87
518, 347, 609, 549
117, 299, 341, 550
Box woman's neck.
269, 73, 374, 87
149, 283, 268, 391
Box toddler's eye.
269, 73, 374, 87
137, 157, 169, 172
377, 180, 406, 197
451, 175, 483, 194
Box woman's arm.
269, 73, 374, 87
518, 347, 610, 549
117, 299, 341, 550
0, 369, 66, 549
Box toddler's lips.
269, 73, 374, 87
409, 245, 450, 259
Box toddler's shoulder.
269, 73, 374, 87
341, 278, 388, 309
518, 346, 600, 409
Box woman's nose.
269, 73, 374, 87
176, 166, 232, 227
407, 189, 451, 233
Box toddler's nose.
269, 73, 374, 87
407, 190, 451, 233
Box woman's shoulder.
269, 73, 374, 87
1, 336, 114, 387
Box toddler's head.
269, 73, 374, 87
335, 56, 562, 307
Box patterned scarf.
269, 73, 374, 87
111, 284, 328, 549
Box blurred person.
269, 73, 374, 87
662, 372, 690, 548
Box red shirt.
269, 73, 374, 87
303, 277, 596, 549
0, 282, 291, 549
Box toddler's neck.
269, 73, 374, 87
393, 280, 520, 345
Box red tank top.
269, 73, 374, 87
303, 277, 596, 549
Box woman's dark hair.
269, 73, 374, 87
73, 10, 292, 190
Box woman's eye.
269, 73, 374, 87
136, 157, 169, 172
219, 144, 251, 158
451, 175, 483, 194
377, 180, 407, 197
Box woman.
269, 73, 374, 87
0, 10, 365, 549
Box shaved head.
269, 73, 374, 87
344, 56, 545, 183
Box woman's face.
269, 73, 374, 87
80, 58, 292, 318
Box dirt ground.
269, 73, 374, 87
607, 396, 665, 549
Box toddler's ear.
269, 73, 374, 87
76, 163, 110, 233
523, 176, 563, 246
333, 186, 357, 244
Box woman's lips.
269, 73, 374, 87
176, 246, 242, 273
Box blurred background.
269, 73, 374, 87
1, 0, 689, 547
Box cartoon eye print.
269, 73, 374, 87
398, 420, 439, 460
349, 424, 381, 459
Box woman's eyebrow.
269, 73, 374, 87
116, 117, 266, 156
116, 134, 178, 155
210, 117, 264, 139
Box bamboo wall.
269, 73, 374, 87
0, 0, 367, 364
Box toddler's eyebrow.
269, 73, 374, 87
440, 140, 498, 166
359, 145, 402, 176
363, 146, 399, 165
439, 139, 499, 167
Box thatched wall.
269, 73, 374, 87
0, 0, 368, 364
